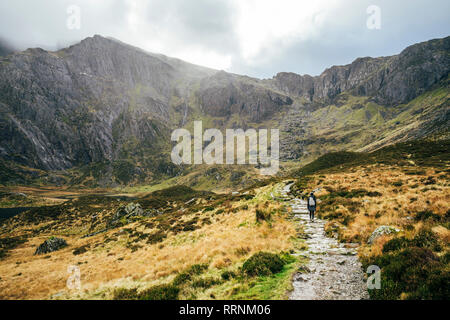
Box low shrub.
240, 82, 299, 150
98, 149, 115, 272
240, 194, 254, 201
189, 263, 209, 275
442, 252, 450, 264
404, 170, 426, 176
342, 214, 355, 226
113, 284, 179, 300
221, 270, 237, 281
173, 272, 192, 285
242, 252, 285, 277
234, 247, 251, 256
392, 181, 403, 187
415, 210, 441, 222
146, 231, 167, 244
409, 269, 450, 300
411, 228, 442, 251
366, 247, 447, 300
139, 284, 179, 300
382, 237, 410, 253
279, 252, 296, 264
0, 236, 27, 260
151, 185, 212, 201
191, 277, 222, 289
423, 177, 436, 185
113, 287, 138, 300
173, 263, 209, 285
72, 245, 89, 255
256, 209, 271, 222
325, 188, 382, 199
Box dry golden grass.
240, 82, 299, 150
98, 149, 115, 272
0, 185, 123, 208
432, 225, 450, 243
0, 195, 296, 300
309, 164, 449, 258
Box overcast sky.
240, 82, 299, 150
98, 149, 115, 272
0, 0, 449, 78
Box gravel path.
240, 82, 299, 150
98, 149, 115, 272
281, 184, 369, 300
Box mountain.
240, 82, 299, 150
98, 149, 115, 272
273, 37, 450, 161
270, 37, 449, 106
0, 35, 449, 187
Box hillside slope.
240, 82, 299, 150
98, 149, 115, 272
289, 139, 450, 300
0, 35, 449, 186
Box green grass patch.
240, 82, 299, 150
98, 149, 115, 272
231, 256, 300, 300
294, 139, 450, 177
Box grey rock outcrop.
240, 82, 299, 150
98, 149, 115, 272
113, 202, 144, 220
269, 37, 450, 106
368, 226, 401, 244
34, 237, 68, 255
110, 202, 161, 226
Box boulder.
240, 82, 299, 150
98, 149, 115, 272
368, 226, 401, 244
113, 203, 144, 220
35, 237, 68, 255
111, 203, 161, 226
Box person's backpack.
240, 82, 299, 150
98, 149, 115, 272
308, 196, 316, 207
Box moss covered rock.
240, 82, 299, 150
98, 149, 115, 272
368, 226, 400, 244
35, 237, 67, 255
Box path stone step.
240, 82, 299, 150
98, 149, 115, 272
280, 183, 369, 301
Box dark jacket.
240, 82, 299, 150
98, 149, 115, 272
307, 194, 317, 211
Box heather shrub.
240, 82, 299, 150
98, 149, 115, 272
242, 252, 285, 277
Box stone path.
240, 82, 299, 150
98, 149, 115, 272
280, 183, 369, 300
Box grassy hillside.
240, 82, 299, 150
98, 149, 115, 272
294, 139, 450, 177
1, 76, 447, 191
0, 182, 305, 300
282, 79, 449, 165
290, 139, 450, 300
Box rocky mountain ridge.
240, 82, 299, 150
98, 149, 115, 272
0, 35, 448, 186
269, 37, 449, 106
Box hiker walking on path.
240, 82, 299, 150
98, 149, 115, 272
307, 192, 317, 221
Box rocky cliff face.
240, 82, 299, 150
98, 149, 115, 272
0, 35, 294, 182
0, 36, 175, 171
269, 37, 450, 106
0, 35, 448, 185
196, 71, 293, 122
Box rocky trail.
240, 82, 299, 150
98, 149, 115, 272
280, 184, 369, 300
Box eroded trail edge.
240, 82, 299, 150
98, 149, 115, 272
281, 184, 369, 300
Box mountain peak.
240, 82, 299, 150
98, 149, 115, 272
0, 35, 448, 176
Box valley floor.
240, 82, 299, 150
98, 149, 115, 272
0, 183, 300, 300
0, 154, 448, 300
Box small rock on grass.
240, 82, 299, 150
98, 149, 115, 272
35, 237, 67, 255
368, 226, 401, 244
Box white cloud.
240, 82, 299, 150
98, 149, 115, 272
0, 0, 449, 77
118, 0, 233, 70
173, 47, 232, 70
232, 0, 339, 64
118, 0, 340, 69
